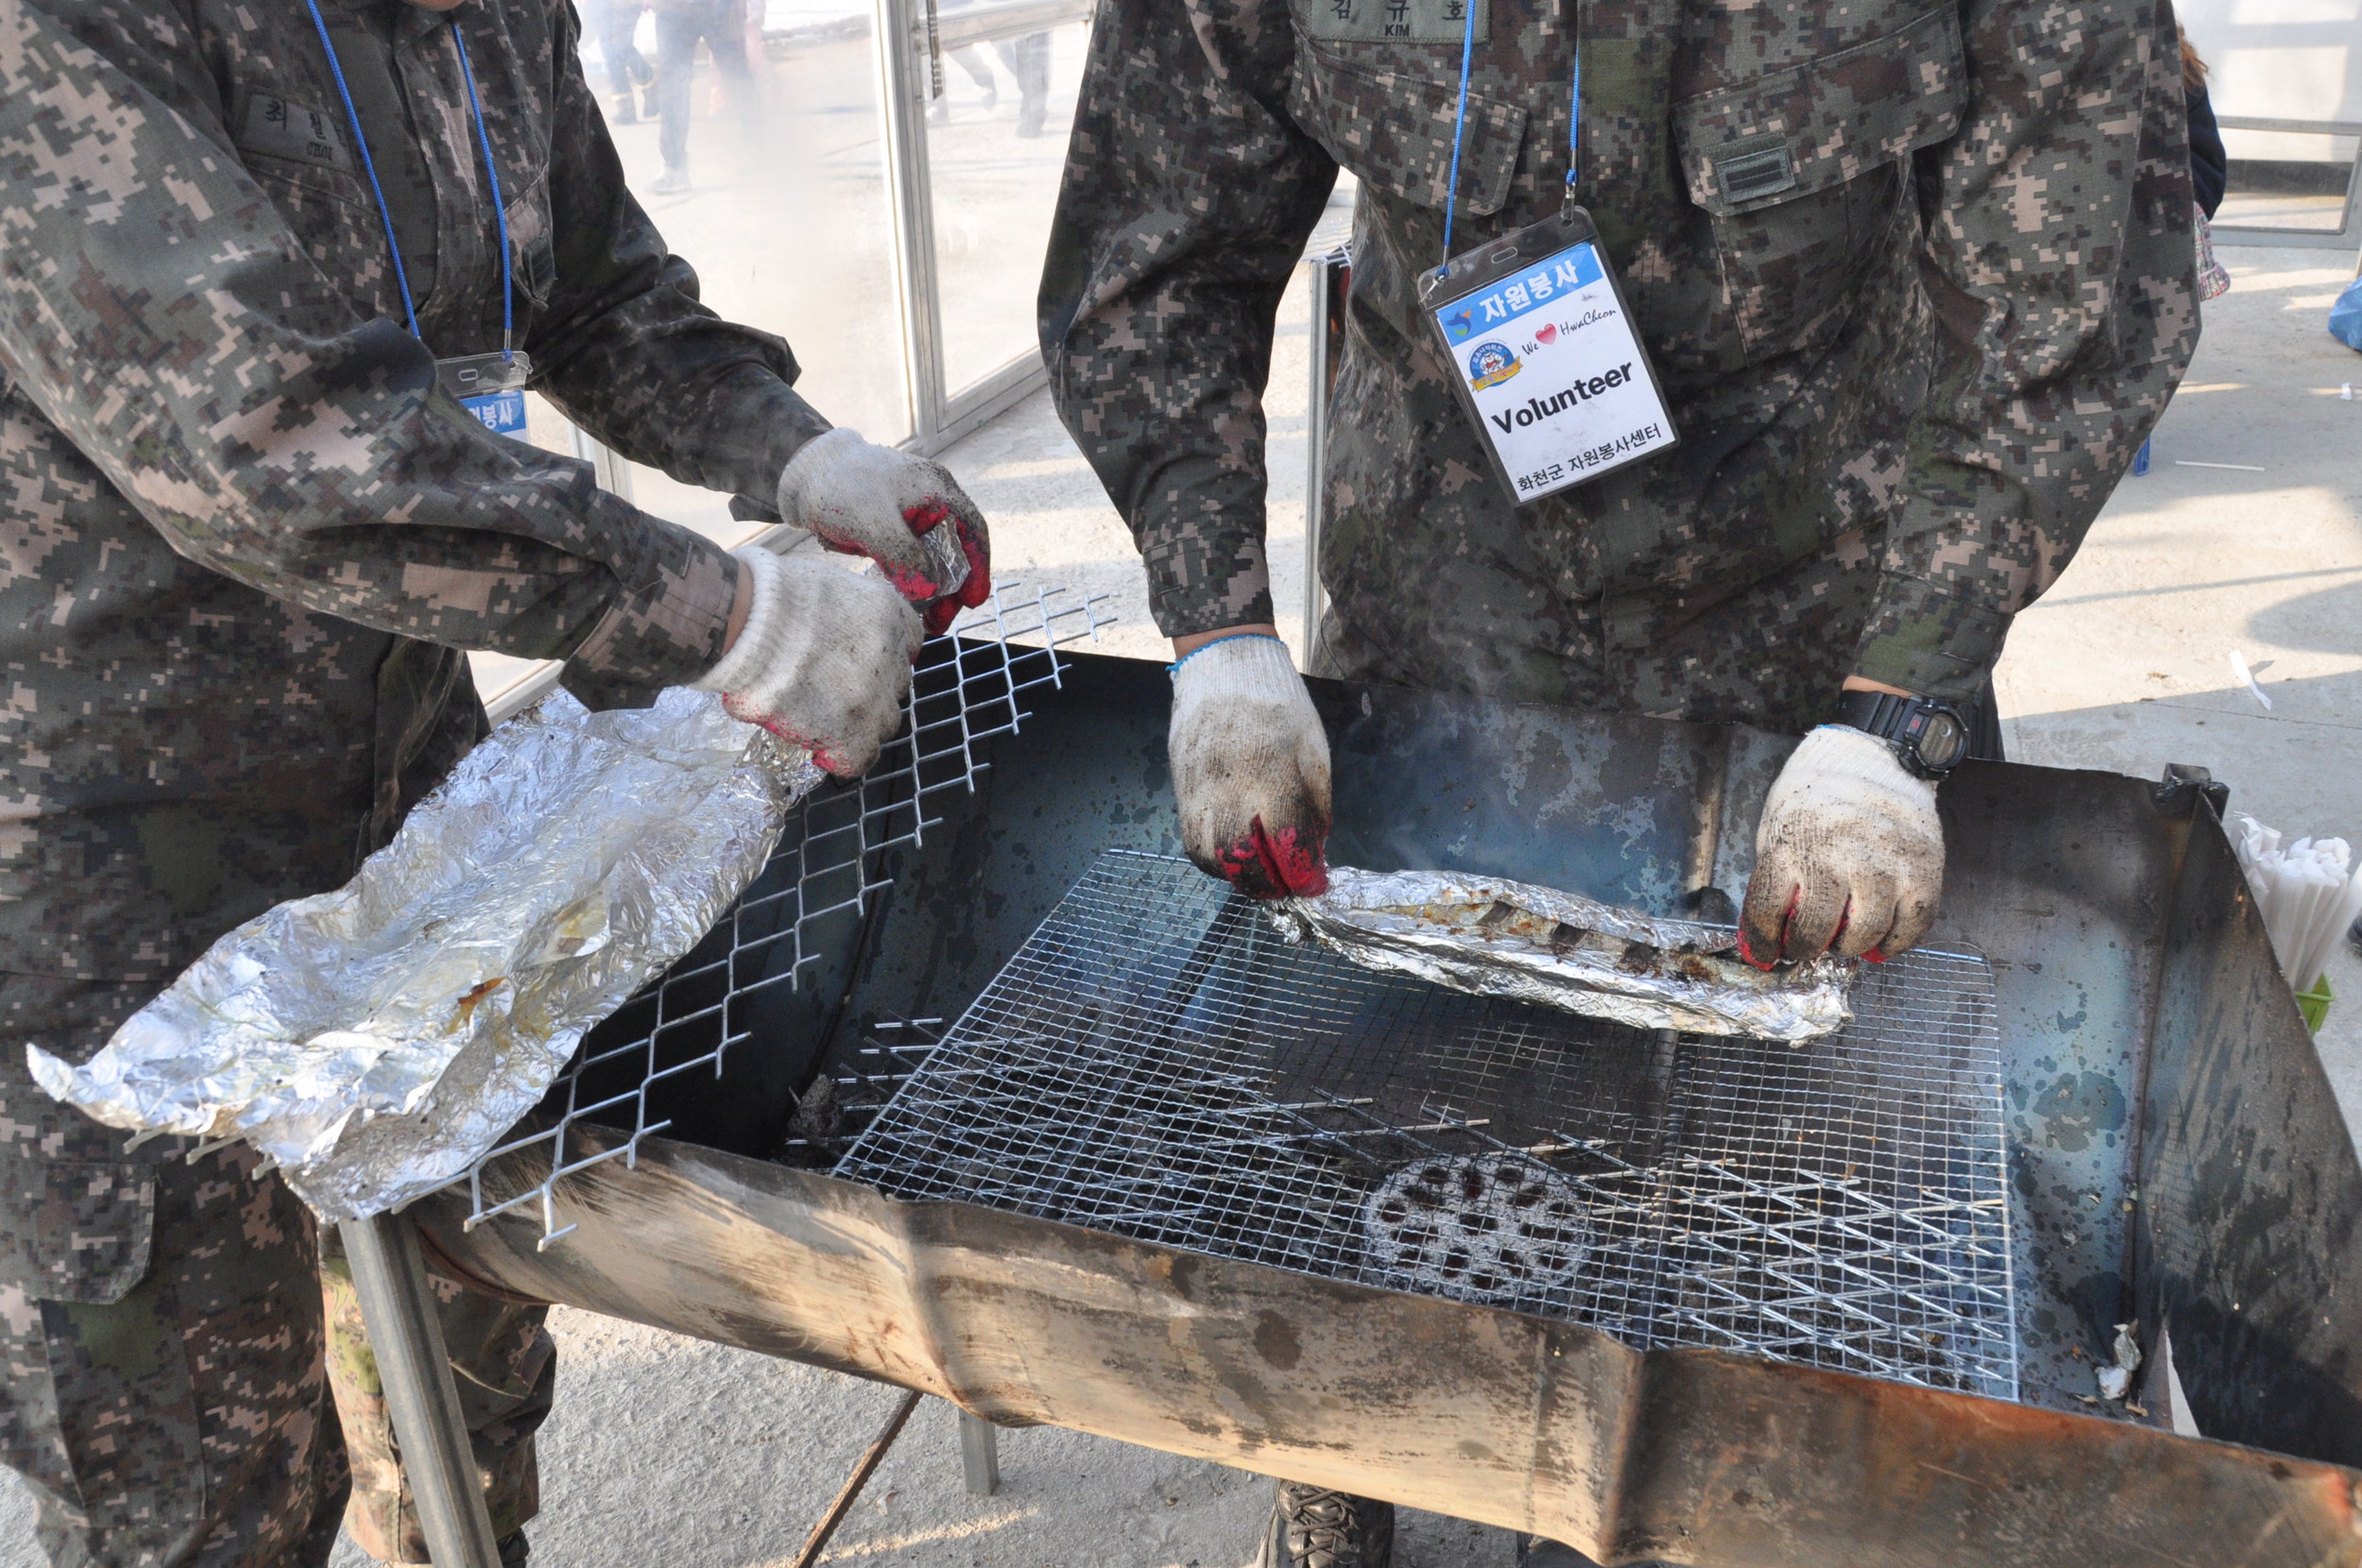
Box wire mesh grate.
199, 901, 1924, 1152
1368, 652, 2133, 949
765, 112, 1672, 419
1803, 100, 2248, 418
458, 584, 1113, 1247
836, 850, 2018, 1398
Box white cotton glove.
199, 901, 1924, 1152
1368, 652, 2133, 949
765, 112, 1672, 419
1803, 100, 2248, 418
1739, 725, 1944, 966
773, 428, 991, 635
693, 546, 923, 777
1168, 635, 1332, 899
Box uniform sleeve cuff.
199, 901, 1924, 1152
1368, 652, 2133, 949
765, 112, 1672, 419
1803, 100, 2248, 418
560, 536, 740, 710
1142, 535, 1275, 638
1850, 574, 2010, 702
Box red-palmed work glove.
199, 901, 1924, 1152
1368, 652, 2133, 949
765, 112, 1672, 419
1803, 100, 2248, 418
692, 547, 923, 777
774, 428, 991, 634
1740, 725, 1943, 966
1168, 634, 1331, 899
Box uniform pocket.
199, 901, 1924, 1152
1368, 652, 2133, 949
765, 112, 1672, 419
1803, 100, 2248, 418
0, 1154, 156, 1305
504, 168, 558, 308
1671, 6, 1965, 351
1288, 41, 1527, 216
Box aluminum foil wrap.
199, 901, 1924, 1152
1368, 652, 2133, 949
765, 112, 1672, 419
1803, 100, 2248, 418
1273, 867, 1852, 1042
28, 687, 821, 1221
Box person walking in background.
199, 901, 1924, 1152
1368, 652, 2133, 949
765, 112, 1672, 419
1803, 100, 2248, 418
997, 31, 1051, 137
652, 0, 762, 192
928, 0, 1053, 137
598, 0, 655, 126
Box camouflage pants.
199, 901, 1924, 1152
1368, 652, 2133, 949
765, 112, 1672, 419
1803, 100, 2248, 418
0, 976, 552, 1567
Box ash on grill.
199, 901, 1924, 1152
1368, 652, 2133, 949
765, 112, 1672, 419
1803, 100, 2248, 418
834, 851, 2018, 1398
1365, 1152, 1592, 1305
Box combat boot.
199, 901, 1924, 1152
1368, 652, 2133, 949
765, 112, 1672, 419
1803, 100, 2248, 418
1257, 1483, 1394, 1568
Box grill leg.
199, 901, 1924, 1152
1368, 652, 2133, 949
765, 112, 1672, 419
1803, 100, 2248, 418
959, 1410, 1001, 1496
338, 1213, 504, 1568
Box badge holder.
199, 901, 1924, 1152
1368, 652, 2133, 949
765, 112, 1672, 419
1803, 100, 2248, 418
438, 350, 533, 437
1417, 204, 1677, 506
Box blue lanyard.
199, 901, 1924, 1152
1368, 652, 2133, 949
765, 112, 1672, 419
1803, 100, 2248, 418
1441, 4, 1583, 262
302, 0, 516, 360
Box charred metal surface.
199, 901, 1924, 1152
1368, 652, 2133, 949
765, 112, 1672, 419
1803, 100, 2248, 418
2139, 802, 2362, 1466
2153, 762, 2233, 821
418, 1126, 2362, 1568
1317, 682, 1787, 919
1932, 760, 2186, 1410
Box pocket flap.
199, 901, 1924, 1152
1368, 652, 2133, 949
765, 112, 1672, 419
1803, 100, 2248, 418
1673, 5, 1966, 219
1290, 43, 1528, 217
0, 1156, 156, 1305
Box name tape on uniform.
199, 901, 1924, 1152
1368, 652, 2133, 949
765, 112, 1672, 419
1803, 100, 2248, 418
236, 94, 352, 173
1298, 0, 1489, 43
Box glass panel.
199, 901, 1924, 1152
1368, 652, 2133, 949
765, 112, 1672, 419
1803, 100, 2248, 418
566, 0, 910, 543
919, 3, 1092, 397
2216, 128, 2358, 232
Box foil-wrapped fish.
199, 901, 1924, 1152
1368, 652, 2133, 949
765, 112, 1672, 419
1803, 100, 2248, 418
1273, 867, 1851, 1041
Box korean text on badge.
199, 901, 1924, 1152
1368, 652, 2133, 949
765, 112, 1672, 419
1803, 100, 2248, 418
1432, 243, 1675, 503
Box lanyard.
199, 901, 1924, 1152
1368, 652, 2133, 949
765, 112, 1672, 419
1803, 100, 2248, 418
301, 0, 516, 360
1441, 6, 1583, 262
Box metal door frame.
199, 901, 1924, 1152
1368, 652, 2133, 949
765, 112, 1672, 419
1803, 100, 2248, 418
1302, 243, 1350, 659
872, 0, 1093, 455
2207, 115, 2362, 250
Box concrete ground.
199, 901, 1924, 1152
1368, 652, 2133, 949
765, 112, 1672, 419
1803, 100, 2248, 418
5, 226, 2358, 1568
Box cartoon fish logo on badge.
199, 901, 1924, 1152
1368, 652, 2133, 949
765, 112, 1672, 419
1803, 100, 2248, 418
1467, 340, 1521, 391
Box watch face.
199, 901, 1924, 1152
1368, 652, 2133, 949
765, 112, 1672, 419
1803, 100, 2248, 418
1917, 710, 1968, 770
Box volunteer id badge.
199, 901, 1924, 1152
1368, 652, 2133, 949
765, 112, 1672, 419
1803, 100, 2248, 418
437, 350, 533, 437
1419, 206, 1675, 504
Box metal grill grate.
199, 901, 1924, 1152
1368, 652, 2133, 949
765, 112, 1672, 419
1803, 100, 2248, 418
837, 850, 2018, 1398
457, 584, 1112, 1246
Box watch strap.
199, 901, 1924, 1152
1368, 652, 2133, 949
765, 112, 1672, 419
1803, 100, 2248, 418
1832, 689, 1912, 741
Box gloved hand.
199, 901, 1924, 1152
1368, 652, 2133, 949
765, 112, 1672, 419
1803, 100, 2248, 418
774, 427, 991, 634
693, 546, 923, 777
1168, 634, 1331, 899
1739, 724, 1943, 965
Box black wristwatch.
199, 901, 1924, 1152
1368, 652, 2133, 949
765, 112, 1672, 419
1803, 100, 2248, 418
1831, 690, 1972, 779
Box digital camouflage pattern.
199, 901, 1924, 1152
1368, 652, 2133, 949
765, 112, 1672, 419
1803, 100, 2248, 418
0, 0, 833, 983
320, 1234, 553, 1564
1041, 0, 2199, 732
2, 0, 832, 1559
0, 972, 550, 1565
0, 975, 548, 1567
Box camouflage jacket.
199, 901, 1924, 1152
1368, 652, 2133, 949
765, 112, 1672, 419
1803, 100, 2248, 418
0, 0, 830, 981
1042, 0, 2198, 728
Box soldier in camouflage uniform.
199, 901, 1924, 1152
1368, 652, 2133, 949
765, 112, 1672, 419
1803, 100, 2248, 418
1042, 0, 2195, 1557
0, 0, 987, 1561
